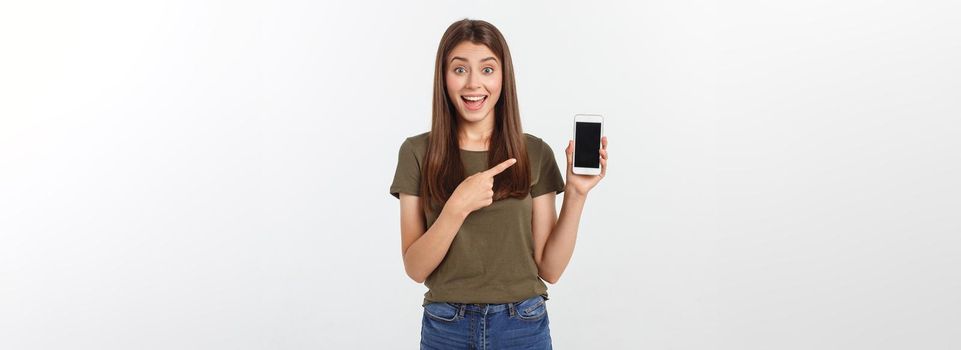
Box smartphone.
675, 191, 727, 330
572, 114, 604, 176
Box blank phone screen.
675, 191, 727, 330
574, 122, 602, 168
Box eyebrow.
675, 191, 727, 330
449, 56, 499, 64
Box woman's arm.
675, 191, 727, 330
399, 193, 467, 283
532, 136, 608, 283
399, 158, 518, 283
532, 191, 587, 284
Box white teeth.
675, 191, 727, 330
463, 95, 486, 101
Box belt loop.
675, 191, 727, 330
458, 303, 466, 317
508, 300, 516, 317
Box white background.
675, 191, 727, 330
2, 0, 959, 349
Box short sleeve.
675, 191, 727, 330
389, 138, 421, 199
530, 139, 566, 198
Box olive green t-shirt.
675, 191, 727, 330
390, 131, 566, 306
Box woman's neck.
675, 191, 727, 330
457, 116, 495, 151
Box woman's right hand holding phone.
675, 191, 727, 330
447, 158, 517, 216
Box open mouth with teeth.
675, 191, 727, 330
461, 95, 488, 111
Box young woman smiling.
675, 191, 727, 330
390, 19, 609, 349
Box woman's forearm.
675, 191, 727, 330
403, 204, 468, 283
538, 190, 587, 283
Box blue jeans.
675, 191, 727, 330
420, 294, 552, 349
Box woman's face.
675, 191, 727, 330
445, 41, 502, 124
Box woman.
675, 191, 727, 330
390, 19, 608, 349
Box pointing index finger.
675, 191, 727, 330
485, 158, 517, 176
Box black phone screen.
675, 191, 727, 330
574, 122, 602, 168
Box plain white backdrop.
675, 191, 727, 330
2, 0, 959, 349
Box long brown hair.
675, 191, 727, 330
420, 19, 530, 214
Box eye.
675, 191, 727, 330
454, 67, 467, 74
482, 67, 494, 74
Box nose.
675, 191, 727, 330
465, 70, 481, 89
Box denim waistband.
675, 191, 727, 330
445, 294, 544, 316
